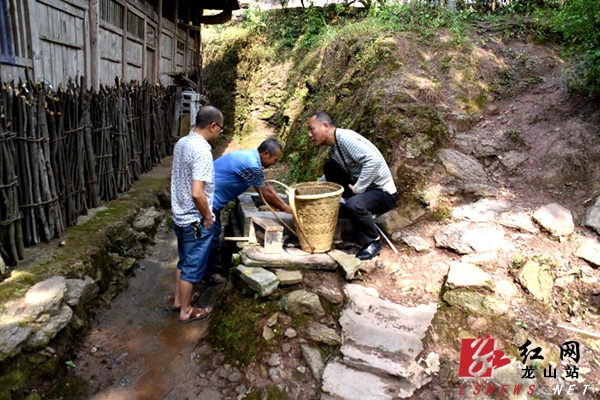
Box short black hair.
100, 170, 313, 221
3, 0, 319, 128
309, 111, 335, 127
195, 105, 222, 128
258, 138, 282, 156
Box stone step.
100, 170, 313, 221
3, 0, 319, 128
321, 361, 416, 400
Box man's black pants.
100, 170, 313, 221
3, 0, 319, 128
324, 159, 398, 246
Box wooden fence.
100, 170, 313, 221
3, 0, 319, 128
0, 76, 172, 266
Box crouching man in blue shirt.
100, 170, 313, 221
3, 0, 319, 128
204, 138, 292, 284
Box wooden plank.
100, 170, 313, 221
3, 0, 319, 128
37, 0, 85, 19
89, 0, 99, 89
25, 0, 40, 79
52, 42, 62, 87
12, 56, 33, 68
141, 13, 146, 81
251, 217, 283, 254
39, 36, 83, 50
156, 0, 161, 83
121, 2, 127, 78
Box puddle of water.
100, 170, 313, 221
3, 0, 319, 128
67, 230, 212, 399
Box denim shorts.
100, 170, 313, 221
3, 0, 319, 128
174, 221, 215, 283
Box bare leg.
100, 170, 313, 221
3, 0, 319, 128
178, 278, 195, 319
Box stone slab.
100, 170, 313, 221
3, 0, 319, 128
341, 285, 437, 358
274, 269, 303, 285
241, 245, 337, 270
328, 249, 362, 280
341, 344, 426, 382
321, 362, 415, 400
236, 265, 279, 297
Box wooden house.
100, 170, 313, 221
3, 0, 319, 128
0, 0, 239, 89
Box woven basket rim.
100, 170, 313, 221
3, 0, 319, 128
292, 182, 344, 200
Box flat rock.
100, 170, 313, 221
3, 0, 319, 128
273, 269, 302, 285
305, 322, 342, 346
375, 202, 426, 233
446, 262, 493, 290
532, 203, 574, 238
461, 182, 498, 198
583, 197, 600, 234
26, 305, 73, 349
500, 151, 528, 172
438, 148, 488, 183
321, 362, 415, 399
461, 252, 498, 266
434, 223, 505, 254
236, 266, 279, 297
454, 130, 505, 158
132, 206, 162, 233
443, 290, 509, 316
65, 276, 99, 306
494, 279, 521, 299
451, 199, 509, 223
301, 344, 324, 380
286, 290, 325, 316
516, 260, 553, 303
498, 210, 538, 233
241, 245, 337, 270
0, 322, 32, 361
342, 285, 437, 357
23, 277, 67, 321
575, 239, 600, 268
314, 284, 344, 305
398, 234, 431, 252
341, 344, 428, 386
262, 326, 275, 341
328, 249, 362, 280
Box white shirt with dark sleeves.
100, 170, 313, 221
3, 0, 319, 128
171, 131, 214, 227
330, 128, 397, 195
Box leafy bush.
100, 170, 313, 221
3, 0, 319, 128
552, 0, 600, 95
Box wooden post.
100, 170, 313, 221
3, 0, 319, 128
25, 0, 41, 83
142, 14, 146, 81
89, 0, 99, 90
172, 0, 179, 72
195, 8, 202, 91
122, 1, 128, 80
156, 0, 162, 84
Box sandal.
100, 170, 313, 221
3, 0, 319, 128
169, 291, 200, 312
179, 306, 212, 324
202, 273, 228, 285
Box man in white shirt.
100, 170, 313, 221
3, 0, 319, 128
307, 111, 398, 260
170, 106, 223, 323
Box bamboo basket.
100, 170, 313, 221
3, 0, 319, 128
267, 180, 343, 253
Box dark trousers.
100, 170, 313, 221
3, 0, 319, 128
206, 208, 222, 277
324, 159, 398, 246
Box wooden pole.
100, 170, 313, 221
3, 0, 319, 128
173, 0, 179, 72
195, 8, 203, 91
89, 0, 99, 90
156, 0, 163, 85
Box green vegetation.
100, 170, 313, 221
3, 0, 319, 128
546, 0, 600, 95
208, 282, 280, 366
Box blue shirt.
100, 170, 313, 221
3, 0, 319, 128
213, 149, 266, 211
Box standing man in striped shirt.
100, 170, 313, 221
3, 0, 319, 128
307, 111, 398, 260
